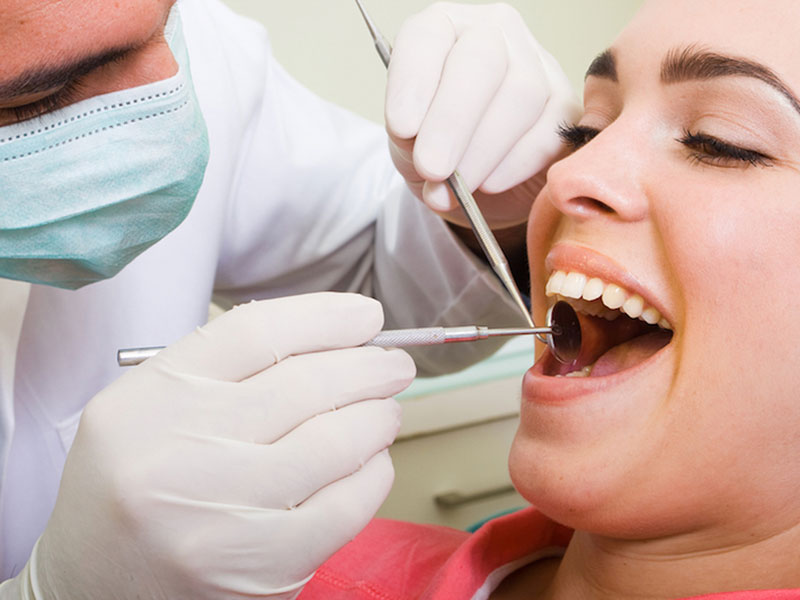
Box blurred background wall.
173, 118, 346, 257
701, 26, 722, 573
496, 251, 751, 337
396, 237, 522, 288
220, 0, 644, 124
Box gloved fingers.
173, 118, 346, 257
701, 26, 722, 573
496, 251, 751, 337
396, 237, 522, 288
388, 136, 424, 200
116, 398, 400, 514
418, 70, 548, 213
286, 449, 395, 573
149, 292, 384, 382
397, 19, 511, 215
171, 450, 396, 594
385, 7, 456, 140
482, 50, 581, 193
453, 62, 549, 195
411, 25, 508, 184
202, 347, 414, 444
420, 180, 454, 213
480, 87, 580, 194
259, 398, 401, 509
157, 398, 401, 510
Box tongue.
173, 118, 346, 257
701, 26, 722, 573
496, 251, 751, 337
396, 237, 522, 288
590, 330, 672, 377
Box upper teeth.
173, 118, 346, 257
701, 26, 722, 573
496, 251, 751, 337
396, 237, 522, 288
546, 270, 672, 330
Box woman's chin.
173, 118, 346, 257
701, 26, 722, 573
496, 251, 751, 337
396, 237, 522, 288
507, 427, 709, 541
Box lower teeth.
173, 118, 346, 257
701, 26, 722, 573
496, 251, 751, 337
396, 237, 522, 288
558, 364, 594, 378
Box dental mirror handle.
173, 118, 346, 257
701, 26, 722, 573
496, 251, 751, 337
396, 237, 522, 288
353, 0, 535, 329
368, 325, 553, 346
116, 325, 554, 367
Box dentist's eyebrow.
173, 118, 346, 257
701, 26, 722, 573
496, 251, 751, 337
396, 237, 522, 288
585, 49, 617, 82
0, 45, 138, 104
661, 45, 800, 116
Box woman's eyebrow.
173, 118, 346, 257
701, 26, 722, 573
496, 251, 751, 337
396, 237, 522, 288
0, 45, 137, 104
661, 45, 800, 115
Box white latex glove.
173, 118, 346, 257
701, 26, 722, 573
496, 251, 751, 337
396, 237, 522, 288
386, 2, 581, 229
0, 292, 414, 600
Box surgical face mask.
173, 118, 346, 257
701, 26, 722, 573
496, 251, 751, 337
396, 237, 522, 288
0, 7, 210, 290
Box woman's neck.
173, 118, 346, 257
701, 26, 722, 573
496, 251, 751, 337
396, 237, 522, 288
542, 525, 800, 600
495, 522, 800, 600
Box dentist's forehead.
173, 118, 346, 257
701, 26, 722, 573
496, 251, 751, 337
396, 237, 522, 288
0, 0, 172, 86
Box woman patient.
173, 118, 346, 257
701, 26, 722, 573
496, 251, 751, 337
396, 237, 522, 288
301, 0, 800, 597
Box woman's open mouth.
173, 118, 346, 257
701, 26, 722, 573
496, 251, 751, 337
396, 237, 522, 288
540, 269, 674, 378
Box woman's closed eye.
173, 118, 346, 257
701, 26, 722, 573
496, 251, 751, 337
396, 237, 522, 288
677, 130, 773, 168
557, 122, 774, 169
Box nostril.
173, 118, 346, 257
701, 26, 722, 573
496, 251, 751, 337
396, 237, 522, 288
568, 197, 616, 217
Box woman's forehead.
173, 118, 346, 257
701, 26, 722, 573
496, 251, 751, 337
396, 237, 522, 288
613, 0, 800, 87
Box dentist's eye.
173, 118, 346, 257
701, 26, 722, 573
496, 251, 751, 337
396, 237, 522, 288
678, 130, 773, 168
557, 123, 600, 151
1, 80, 85, 124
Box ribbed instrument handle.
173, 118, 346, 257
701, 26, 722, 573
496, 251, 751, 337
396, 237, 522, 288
365, 327, 448, 347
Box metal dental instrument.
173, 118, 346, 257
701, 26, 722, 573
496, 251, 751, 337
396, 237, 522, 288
353, 0, 534, 330
116, 300, 581, 367
119, 325, 550, 367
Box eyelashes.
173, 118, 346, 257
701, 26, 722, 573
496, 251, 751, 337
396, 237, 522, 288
0, 48, 134, 124
677, 129, 772, 167
557, 122, 773, 168
557, 123, 599, 151
4, 79, 87, 123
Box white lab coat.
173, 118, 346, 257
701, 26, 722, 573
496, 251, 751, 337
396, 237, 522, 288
0, 0, 522, 578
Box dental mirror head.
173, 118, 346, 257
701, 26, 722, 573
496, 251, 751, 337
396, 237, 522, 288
546, 300, 582, 364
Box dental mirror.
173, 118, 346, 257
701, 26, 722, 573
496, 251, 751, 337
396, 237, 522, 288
546, 300, 582, 364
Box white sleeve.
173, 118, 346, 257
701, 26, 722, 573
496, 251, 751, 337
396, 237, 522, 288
192, 0, 525, 374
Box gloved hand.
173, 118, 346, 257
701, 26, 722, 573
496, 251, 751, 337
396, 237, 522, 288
1, 292, 414, 600
385, 2, 581, 229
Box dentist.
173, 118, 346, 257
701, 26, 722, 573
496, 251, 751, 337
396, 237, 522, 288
0, 0, 577, 597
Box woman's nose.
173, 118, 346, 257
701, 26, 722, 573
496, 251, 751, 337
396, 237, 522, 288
545, 125, 650, 223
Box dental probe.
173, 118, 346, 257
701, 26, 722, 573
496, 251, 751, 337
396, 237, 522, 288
116, 325, 556, 367
116, 301, 582, 367
353, 0, 535, 331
